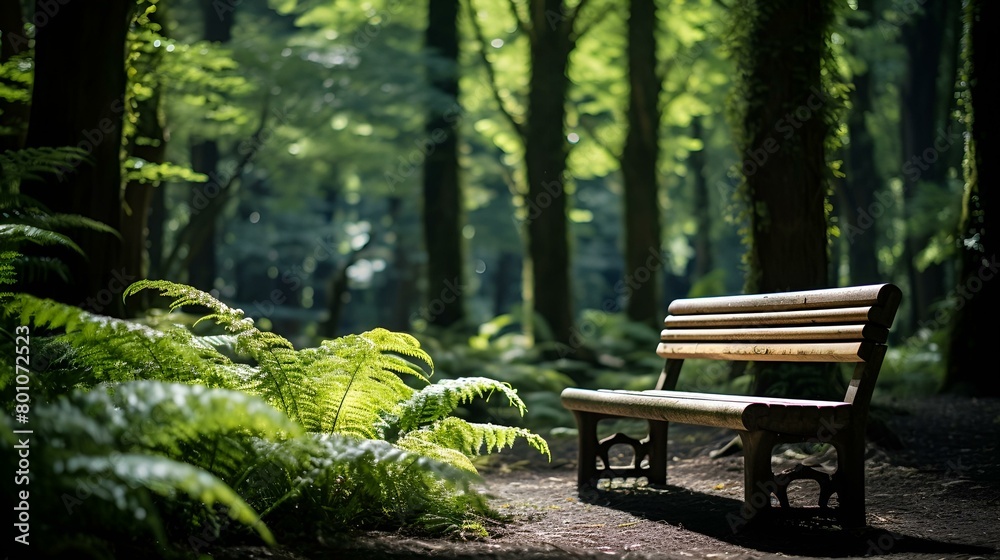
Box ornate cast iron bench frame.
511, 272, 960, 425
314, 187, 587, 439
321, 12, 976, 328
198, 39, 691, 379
561, 284, 902, 528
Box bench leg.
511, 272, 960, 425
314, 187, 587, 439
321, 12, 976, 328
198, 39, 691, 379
739, 430, 777, 523
832, 429, 867, 528
573, 411, 599, 486
646, 420, 669, 485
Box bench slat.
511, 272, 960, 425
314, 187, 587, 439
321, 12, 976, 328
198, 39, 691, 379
613, 389, 850, 408
662, 306, 895, 328
660, 324, 888, 343
656, 340, 872, 362
667, 283, 900, 315
562, 388, 853, 435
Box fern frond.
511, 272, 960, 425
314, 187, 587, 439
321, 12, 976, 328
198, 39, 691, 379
309, 330, 432, 437
388, 377, 528, 435
396, 417, 551, 470
0, 146, 90, 189
59, 453, 274, 545
0, 224, 84, 254
246, 433, 483, 530
6, 295, 242, 388
124, 280, 307, 420
1, 207, 121, 238
0, 250, 15, 302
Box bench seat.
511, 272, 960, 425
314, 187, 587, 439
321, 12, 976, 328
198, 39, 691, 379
561, 388, 852, 435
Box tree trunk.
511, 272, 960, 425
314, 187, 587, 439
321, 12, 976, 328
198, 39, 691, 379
121, 10, 168, 317
690, 117, 713, 281
21, 0, 135, 316
945, 0, 998, 397
187, 0, 236, 293
621, 0, 663, 327
422, 0, 465, 328
899, 0, 958, 332
739, 0, 832, 294
525, 0, 574, 348
733, 0, 836, 398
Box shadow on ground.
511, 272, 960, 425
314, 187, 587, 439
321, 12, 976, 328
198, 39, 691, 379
579, 483, 995, 558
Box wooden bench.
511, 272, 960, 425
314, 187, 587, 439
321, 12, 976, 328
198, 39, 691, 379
561, 283, 902, 528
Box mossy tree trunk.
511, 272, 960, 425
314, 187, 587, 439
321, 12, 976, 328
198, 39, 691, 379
621, 0, 664, 328
946, 0, 998, 397
730, 0, 839, 397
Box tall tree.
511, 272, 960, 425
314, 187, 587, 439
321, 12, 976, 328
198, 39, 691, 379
523, 0, 578, 347
121, 5, 168, 317
468, 0, 597, 349
187, 0, 236, 293
732, 0, 836, 294
422, 0, 465, 328
840, 0, 881, 286
946, 0, 998, 397
621, 0, 663, 327
21, 0, 136, 316
898, 0, 959, 332
730, 0, 839, 397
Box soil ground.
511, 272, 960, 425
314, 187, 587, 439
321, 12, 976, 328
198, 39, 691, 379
216, 395, 1000, 559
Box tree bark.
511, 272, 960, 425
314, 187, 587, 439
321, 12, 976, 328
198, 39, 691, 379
422, 0, 465, 328
525, 0, 574, 347
739, 0, 832, 294
945, 0, 998, 397
21, 0, 135, 316
899, 0, 958, 332
621, 0, 663, 328
841, 0, 881, 286
187, 0, 236, 293
690, 117, 713, 282
733, 0, 837, 398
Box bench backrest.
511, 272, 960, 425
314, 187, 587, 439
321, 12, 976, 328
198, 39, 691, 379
656, 283, 902, 406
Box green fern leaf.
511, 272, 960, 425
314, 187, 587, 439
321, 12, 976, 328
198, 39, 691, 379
388, 377, 528, 435
59, 453, 274, 545
0, 224, 84, 254
397, 417, 550, 470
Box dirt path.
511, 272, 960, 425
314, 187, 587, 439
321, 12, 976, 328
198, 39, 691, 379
218, 395, 1000, 559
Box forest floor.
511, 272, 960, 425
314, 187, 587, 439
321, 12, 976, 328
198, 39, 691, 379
217, 395, 1000, 560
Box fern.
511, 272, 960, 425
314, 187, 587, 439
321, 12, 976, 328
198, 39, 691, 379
388, 377, 528, 435
1, 382, 292, 554
3, 295, 249, 395
0, 223, 84, 254
0, 147, 90, 191
397, 417, 550, 472
124, 280, 305, 421
0, 250, 14, 303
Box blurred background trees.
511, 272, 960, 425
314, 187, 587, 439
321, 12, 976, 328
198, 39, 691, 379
1, 0, 993, 396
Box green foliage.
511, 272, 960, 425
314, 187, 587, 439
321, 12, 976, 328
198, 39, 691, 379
2, 279, 548, 553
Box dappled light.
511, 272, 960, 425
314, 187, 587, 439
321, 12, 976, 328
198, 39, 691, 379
0, 0, 996, 558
